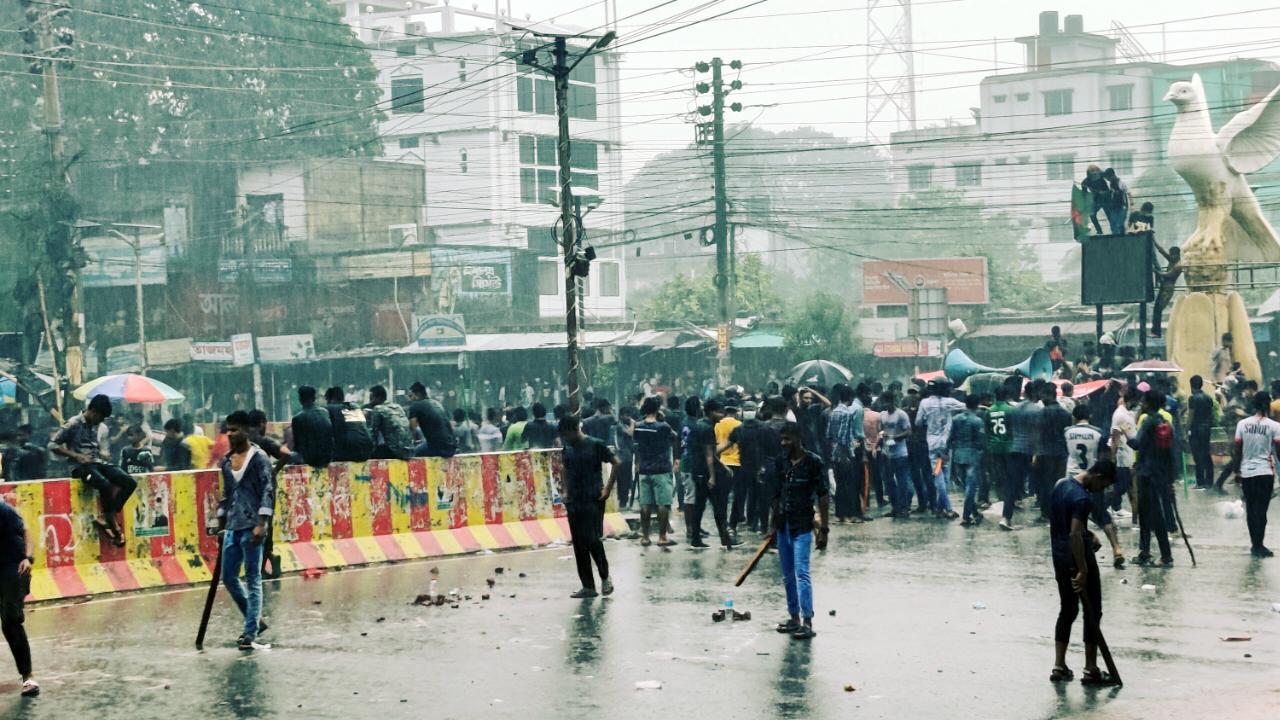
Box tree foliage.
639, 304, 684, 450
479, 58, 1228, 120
639, 254, 787, 324
783, 292, 855, 364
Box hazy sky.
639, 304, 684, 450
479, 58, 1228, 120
502, 0, 1280, 175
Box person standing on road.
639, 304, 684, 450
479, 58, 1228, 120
1066, 405, 1124, 568
826, 385, 864, 524
1038, 384, 1074, 524
692, 400, 736, 549
877, 392, 913, 519
1231, 391, 1280, 558
558, 416, 618, 598
729, 401, 764, 532
985, 387, 1013, 512
1004, 380, 1041, 531
916, 379, 964, 520
217, 411, 275, 650
1187, 375, 1217, 489
767, 422, 829, 641
453, 409, 480, 455
521, 403, 559, 450
1129, 391, 1175, 566
1049, 459, 1120, 686
0, 497, 38, 696
478, 408, 504, 453
48, 395, 136, 548
948, 394, 987, 527
634, 397, 678, 546
714, 404, 743, 535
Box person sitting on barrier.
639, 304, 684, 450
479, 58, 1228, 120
217, 411, 275, 650
325, 387, 373, 463
0, 495, 38, 696
409, 382, 457, 458
290, 386, 332, 468
365, 386, 414, 460
48, 395, 136, 548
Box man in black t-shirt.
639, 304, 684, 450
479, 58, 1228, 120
558, 416, 618, 598
521, 403, 559, 449
583, 399, 619, 447
690, 399, 735, 549
290, 386, 333, 467
633, 397, 678, 546
408, 382, 457, 458
1187, 375, 1216, 489
1048, 459, 1118, 685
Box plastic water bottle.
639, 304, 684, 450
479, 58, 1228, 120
429, 579, 438, 601
724, 593, 733, 610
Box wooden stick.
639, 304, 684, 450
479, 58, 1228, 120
1170, 492, 1196, 567
1079, 589, 1121, 686
195, 541, 224, 650
734, 537, 772, 587
34, 273, 63, 418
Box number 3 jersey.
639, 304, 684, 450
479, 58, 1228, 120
1064, 423, 1104, 476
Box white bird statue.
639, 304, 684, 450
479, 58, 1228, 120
1162, 73, 1280, 395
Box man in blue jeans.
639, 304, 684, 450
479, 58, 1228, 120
217, 411, 276, 650
877, 392, 914, 518
766, 422, 828, 640
948, 394, 987, 527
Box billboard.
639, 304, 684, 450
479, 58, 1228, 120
1080, 233, 1154, 305
82, 243, 168, 288
430, 249, 512, 303
415, 314, 467, 348
256, 334, 316, 363
218, 258, 293, 284
190, 342, 234, 363
862, 257, 988, 305
231, 333, 255, 367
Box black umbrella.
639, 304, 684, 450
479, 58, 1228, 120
784, 360, 853, 388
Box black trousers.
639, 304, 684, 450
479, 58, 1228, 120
1189, 428, 1213, 487
74, 463, 138, 516
832, 456, 859, 520
728, 464, 753, 528
1242, 474, 1275, 551
868, 453, 885, 506
0, 574, 31, 677
1137, 473, 1173, 561
750, 469, 776, 530
691, 473, 730, 542
616, 460, 634, 508
566, 500, 608, 591
1037, 457, 1066, 519
1053, 555, 1102, 645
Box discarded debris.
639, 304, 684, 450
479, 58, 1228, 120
731, 610, 751, 621
494, 567, 504, 574
829, 610, 836, 616
1221, 637, 1252, 642
711, 610, 726, 622
844, 685, 856, 692
972, 602, 986, 610
376, 617, 385, 623
519, 573, 527, 578
412, 594, 431, 606
635, 681, 663, 690
312, 600, 322, 605
302, 568, 326, 579
1120, 579, 1128, 584
430, 566, 439, 575
360, 632, 367, 637
1141, 584, 1157, 591
482, 594, 490, 600
1272, 603, 1280, 613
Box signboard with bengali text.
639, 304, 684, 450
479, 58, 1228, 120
862, 257, 988, 305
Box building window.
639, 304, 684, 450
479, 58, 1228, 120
599, 261, 620, 297
569, 84, 597, 120
519, 135, 598, 204
515, 46, 596, 119
1017, 156, 1030, 164
1048, 217, 1075, 243
1046, 154, 1075, 181
1108, 85, 1133, 111
994, 158, 1008, 165
399, 137, 419, 150
391, 76, 424, 114
1016, 92, 1029, 101
954, 164, 982, 187
535, 80, 554, 114
396, 44, 416, 56
459, 149, 468, 174
516, 76, 533, 113
1044, 90, 1073, 116
1108, 151, 1134, 176
458, 59, 467, 82
907, 165, 932, 190
992, 94, 1007, 103
537, 259, 559, 296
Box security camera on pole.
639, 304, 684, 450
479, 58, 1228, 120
695, 59, 743, 390
508, 24, 615, 416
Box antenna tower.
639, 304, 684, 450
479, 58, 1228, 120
865, 0, 917, 145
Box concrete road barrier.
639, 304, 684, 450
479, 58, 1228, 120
1, 449, 626, 602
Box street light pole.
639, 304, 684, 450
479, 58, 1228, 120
110, 223, 161, 376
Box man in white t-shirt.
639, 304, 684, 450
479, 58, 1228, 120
1066, 405, 1123, 567
1109, 394, 1139, 520
1231, 392, 1280, 558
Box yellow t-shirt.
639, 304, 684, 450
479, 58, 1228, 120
715, 417, 742, 467
186, 434, 213, 469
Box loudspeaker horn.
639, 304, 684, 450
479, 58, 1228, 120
943, 347, 1052, 385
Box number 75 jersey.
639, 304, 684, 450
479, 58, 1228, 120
1064, 424, 1104, 476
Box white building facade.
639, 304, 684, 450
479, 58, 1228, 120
336, 1, 626, 321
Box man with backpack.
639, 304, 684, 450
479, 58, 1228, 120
1128, 390, 1175, 566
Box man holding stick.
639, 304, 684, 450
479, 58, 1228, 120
767, 422, 829, 640
217, 411, 276, 650
1049, 458, 1119, 685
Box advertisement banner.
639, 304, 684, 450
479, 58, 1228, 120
105, 339, 192, 372
218, 258, 292, 284
430, 250, 512, 305
231, 333, 255, 367
415, 315, 467, 348
862, 258, 988, 305
190, 342, 234, 363
256, 334, 316, 363
81, 244, 168, 288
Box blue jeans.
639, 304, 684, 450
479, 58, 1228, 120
222, 528, 264, 638
883, 455, 912, 512
1004, 453, 1031, 521
956, 460, 982, 520
930, 448, 953, 513
777, 523, 813, 619
1105, 206, 1126, 235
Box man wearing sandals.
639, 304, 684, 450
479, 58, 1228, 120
48, 395, 137, 548
1049, 458, 1120, 686
217, 411, 276, 650
766, 422, 828, 641
559, 416, 618, 599
0, 498, 38, 696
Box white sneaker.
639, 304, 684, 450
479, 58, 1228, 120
1114, 510, 1132, 519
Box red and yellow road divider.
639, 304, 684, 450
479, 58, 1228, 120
0, 450, 626, 602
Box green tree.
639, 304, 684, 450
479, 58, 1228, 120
783, 292, 855, 364
639, 253, 786, 324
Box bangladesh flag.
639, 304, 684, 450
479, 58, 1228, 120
1071, 183, 1093, 242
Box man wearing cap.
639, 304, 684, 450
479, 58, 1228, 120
916, 378, 964, 519
49, 395, 137, 547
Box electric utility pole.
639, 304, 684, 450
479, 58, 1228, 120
512, 27, 615, 415
695, 58, 742, 389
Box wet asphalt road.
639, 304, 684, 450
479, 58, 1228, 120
3, 487, 1280, 720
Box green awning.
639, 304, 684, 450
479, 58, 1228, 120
732, 332, 784, 349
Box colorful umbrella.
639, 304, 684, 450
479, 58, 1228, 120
73, 374, 185, 404
785, 360, 853, 388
